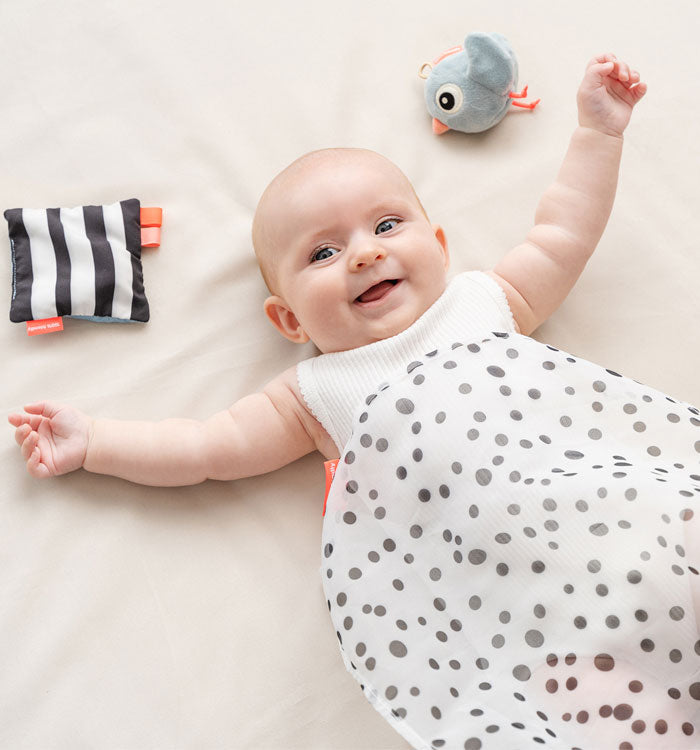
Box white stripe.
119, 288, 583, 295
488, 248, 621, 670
60, 206, 95, 316
22, 209, 57, 319
102, 201, 134, 319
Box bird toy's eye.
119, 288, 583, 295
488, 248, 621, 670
435, 83, 463, 113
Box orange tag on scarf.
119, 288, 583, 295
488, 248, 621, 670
323, 459, 339, 516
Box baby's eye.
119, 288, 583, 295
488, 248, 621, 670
376, 219, 400, 234
311, 246, 339, 263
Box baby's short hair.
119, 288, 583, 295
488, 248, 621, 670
251, 148, 428, 294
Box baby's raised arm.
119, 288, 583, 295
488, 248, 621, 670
487, 54, 647, 336
8, 366, 329, 486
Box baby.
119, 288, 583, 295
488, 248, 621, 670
11, 55, 700, 749
9, 54, 645, 486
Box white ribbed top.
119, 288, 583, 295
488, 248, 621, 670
296, 270, 517, 452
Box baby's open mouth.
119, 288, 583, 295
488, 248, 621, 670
355, 279, 399, 304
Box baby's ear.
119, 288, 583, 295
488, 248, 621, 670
263, 296, 310, 344
432, 224, 449, 270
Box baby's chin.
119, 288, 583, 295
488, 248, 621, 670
313, 279, 448, 353
318, 310, 428, 354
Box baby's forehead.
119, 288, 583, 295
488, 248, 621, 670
285, 149, 405, 193
271, 154, 418, 223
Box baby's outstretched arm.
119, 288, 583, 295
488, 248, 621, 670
488, 54, 647, 336
8, 367, 325, 486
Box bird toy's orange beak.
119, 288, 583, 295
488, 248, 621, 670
432, 118, 450, 135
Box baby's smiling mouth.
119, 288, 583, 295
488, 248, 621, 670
355, 279, 400, 304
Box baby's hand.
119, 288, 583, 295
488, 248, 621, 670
577, 54, 647, 137
8, 402, 92, 478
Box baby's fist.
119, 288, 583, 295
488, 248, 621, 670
577, 54, 647, 137
8, 401, 92, 478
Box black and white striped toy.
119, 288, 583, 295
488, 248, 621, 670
5, 198, 161, 331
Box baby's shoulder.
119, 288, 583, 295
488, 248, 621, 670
265, 365, 337, 459
269, 363, 307, 405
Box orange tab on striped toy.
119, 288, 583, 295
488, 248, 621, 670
140, 207, 162, 247
26, 317, 63, 335
323, 459, 339, 516
140, 226, 161, 247
140, 207, 162, 227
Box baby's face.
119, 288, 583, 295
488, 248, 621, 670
261, 153, 449, 353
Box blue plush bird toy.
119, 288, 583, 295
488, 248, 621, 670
419, 32, 540, 134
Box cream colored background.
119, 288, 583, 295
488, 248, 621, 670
1, 0, 698, 748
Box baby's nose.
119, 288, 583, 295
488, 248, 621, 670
350, 245, 386, 271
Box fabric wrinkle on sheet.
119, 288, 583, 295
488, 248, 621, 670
301, 274, 700, 749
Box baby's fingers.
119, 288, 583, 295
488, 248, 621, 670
630, 81, 648, 101
611, 59, 631, 82
587, 54, 636, 82
20, 429, 40, 462
588, 52, 617, 68
20, 430, 50, 478
588, 59, 630, 82
24, 401, 62, 419
588, 60, 616, 80
609, 60, 647, 101
13, 422, 32, 448
8, 412, 45, 432
27, 445, 50, 478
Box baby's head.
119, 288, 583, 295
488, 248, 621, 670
252, 148, 449, 354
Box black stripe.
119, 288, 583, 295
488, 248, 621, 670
121, 198, 149, 322
83, 205, 115, 317
4, 208, 34, 322
46, 208, 72, 316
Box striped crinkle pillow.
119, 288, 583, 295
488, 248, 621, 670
5, 198, 157, 325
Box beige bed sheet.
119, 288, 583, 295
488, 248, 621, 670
1, 0, 698, 748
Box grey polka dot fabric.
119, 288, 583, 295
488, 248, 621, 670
321, 332, 700, 749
